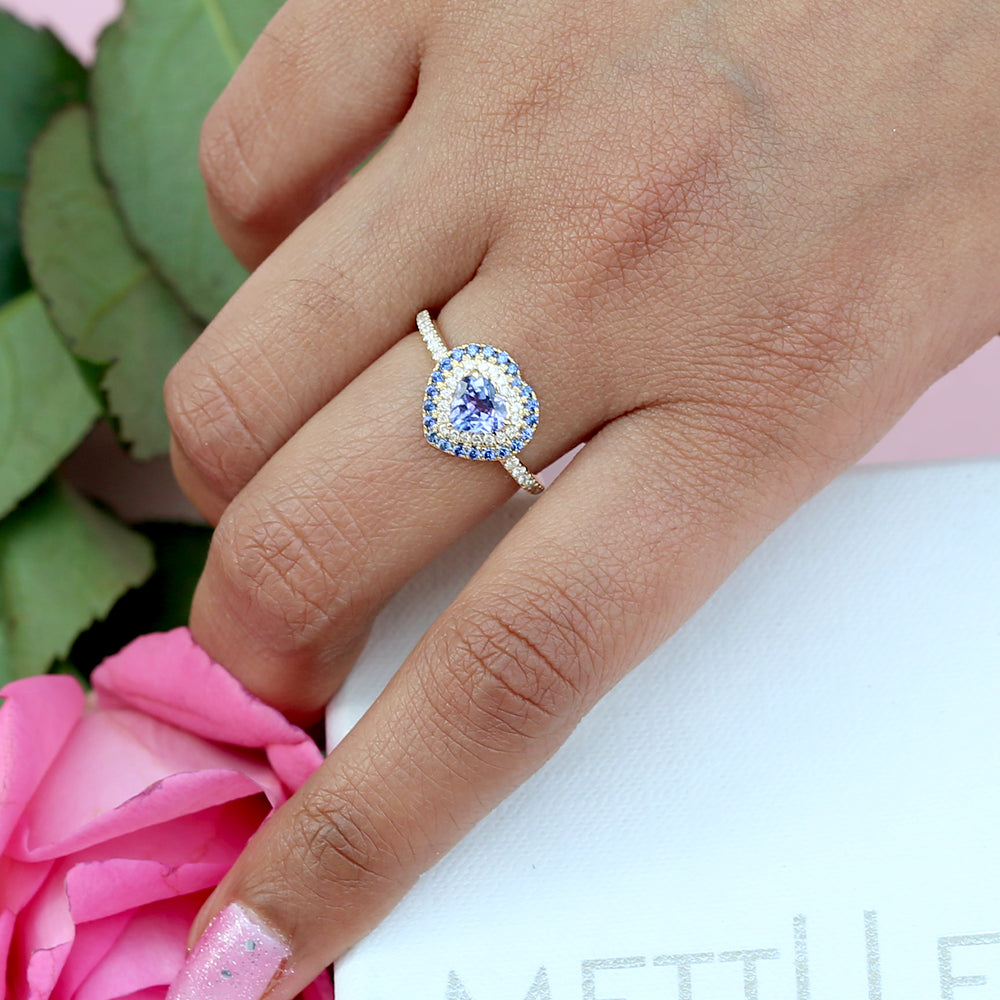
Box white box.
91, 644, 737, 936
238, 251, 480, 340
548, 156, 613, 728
329, 458, 1000, 1000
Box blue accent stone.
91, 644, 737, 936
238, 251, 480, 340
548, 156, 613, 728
430, 371, 443, 383
427, 386, 438, 397
451, 348, 463, 360
512, 377, 523, 389
498, 446, 511, 459
507, 362, 518, 374
468, 447, 480, 459
483, 448, 495, 460
423, 401, 435, 411
449, 375, 508, 434
453, 444, 465, 457
527, 413, 538, 425
483, 346, 495, 357
497, 351, 510, 365
440, 359, 452, 371
468, 344, 479, 356
423, 416, 435, 428
521, 385, 532, 396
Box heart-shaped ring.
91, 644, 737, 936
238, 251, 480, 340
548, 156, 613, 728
417, 310, 544, 494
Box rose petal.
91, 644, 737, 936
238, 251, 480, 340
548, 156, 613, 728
66, 859, 230, 923
49, 912, 131, 1000
267, 741, 324, 793
13, 770, 266, 862
12, 704, 286, 861
25, 941, 72, 1000
8, 858, 74, 1000
303, 971, 335, 1000
0, 856, 53, 917
92, 630, 314, 751
0, 909, 15, 1000
79, 796, 269, 873
0, 676, 84, 855
71, 896, 198, 1000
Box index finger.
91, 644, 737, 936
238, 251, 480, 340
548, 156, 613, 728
165, 396, 855, 998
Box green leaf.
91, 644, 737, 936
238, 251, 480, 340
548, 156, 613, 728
69, 520, 212, 674
92, 0, 281, 321
0, 11, 86, 306
0, 478, 154, 682
0, 293, 100, 518
23, 106, 201, 459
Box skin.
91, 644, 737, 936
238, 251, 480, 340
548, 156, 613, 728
165, 0, 1000, 990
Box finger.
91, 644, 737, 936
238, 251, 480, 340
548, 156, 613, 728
166, 122, 490, 525
200, 0, 423, 268
185, 268, 622, 720
173, 393, 863, 997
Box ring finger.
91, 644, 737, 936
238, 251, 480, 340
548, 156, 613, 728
187, 270, 626, 720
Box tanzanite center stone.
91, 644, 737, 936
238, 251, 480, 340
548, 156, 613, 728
450, 375, 508, 434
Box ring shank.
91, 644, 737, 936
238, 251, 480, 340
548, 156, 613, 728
502, 456, 545, 494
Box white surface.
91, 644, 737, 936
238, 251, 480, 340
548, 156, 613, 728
328, 457, 1000, 1000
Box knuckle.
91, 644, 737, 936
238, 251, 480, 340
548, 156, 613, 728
555, 90, 755, 309
668, 272, 886, 485
277, 259, 367, 342
719, 271, 883, 423
292, 786, 403, 891
437, 587, 598, 746
240, 788, 405, 921
199, 91, 272, 230
164, 357, 261, 501
211, 490, 366, 655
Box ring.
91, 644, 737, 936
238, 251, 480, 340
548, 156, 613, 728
417, 310, 544, 494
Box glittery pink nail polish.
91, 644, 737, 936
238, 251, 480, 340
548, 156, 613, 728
167, 903, 291, 1000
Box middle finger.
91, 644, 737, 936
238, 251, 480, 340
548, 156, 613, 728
166, 118, 490, 523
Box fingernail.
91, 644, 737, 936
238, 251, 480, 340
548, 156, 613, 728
167, 903, 291, 1000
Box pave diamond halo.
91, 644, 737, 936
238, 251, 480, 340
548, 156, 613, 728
416, 311, 544, 494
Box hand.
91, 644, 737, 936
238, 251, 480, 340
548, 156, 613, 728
165, 0, 999, 992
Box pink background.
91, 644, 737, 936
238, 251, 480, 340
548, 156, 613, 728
5, 0, 1000, 471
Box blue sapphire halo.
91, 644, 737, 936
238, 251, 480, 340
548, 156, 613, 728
415, 311, 544, 494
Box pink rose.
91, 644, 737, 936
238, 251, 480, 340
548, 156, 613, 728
0, 628, 333, 1000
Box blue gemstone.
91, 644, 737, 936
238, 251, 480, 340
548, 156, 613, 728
468, 447, 480, 459
427, 387, 438, 398
453, 444, 465, 457
507, 362, 517, 374
423, 416, 435, 428
468, 344, 479, 356
423, 401, 435, 411
497, 352, 510, 364
498, 446, 511, 459
512, 377, 523, 389
527, 413, 538, 425
449, 375, 508, 434
451, 348, 463, 360
430, 371, 443, 383
483, 346, 495, 357
521, 386, 532, 396
483, 448, 495, 460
